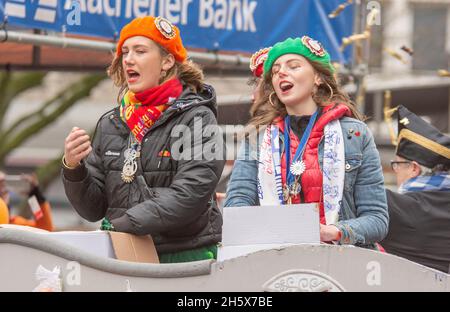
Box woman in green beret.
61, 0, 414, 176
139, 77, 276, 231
225, 37, 389, 248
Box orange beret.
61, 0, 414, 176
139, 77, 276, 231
116, 16, 188, 63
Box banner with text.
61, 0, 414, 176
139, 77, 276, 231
0, 0, 354, 63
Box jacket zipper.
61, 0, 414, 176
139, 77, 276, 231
300, 134, 324, 204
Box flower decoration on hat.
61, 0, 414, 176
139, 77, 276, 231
116, 16, 187, 62
301, 36, 326, 57
264, 37, 333, 75
250, 47, 271, 78
155, 16, 176, 39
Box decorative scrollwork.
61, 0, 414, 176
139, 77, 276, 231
263, 270, 346, 292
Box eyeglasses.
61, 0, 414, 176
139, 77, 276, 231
390, 160, 412, 172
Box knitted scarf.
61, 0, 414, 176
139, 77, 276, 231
257, 119, 345, 225
120, 78, 183, 143
399, 173, 450, 194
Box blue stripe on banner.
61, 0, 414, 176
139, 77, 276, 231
0, 0, 354, 63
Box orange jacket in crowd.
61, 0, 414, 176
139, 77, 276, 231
0, 197, 54, 231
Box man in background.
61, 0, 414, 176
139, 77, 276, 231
381, 105, 450, 273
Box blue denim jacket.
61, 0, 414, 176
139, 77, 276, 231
224, 117, 389, 247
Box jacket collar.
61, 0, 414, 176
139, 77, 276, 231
109, 84, 217, 136
274, 103, 351, 133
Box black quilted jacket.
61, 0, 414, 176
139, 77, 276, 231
62, 84, 225, 253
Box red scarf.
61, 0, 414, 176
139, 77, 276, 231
120, 78, 183, 143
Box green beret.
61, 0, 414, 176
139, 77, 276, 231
264, 36, 334, 75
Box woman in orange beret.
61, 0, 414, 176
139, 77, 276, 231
62, 16, 224, 263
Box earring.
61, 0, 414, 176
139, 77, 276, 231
269, 92, 277, 108
160, 71, 167, 79
325, 82, 334, 103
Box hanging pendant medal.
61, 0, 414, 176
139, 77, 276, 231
290, 160, 306, 176
124, 148, 137, 161
121, 146, 140, 184
283, 185, 291, 204
284, 178, 302, 205
290, 179, 301, 196
121, 159, 138, 183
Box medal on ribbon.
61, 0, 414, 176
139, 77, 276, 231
121, 137, 141, 184
290, 161, 306, 176
283, 110, 320, 204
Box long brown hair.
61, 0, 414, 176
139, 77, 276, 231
248, 59, 364, 128
107, 44, 204, 104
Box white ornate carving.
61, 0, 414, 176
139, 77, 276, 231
262, 270, 346, 292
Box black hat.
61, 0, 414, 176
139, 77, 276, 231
395, 106, 450, 168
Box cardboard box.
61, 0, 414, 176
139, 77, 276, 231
108, 231, 159, 264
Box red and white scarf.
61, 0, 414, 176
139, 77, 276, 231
257, 120, 345, 225
120, 78, 183, 143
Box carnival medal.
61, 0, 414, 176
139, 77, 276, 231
290, 160, 306, 176
121, 143, 140, 184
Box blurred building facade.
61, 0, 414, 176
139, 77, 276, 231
359, 0, 450, 186
366, 0, 450, 137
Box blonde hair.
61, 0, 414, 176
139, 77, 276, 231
248, 59, 364, 128
107, 45, 204, 104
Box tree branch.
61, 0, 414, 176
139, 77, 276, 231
2, 86, 74, 139
0, 71, 12, 129
0, 72, 47, 130
0, 74, 106, 164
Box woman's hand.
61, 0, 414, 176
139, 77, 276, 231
320, 224, 342, 242
64, 127, 92, 168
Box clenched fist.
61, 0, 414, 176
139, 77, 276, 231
64, 127, 92, 168
320, 224, 342, 243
